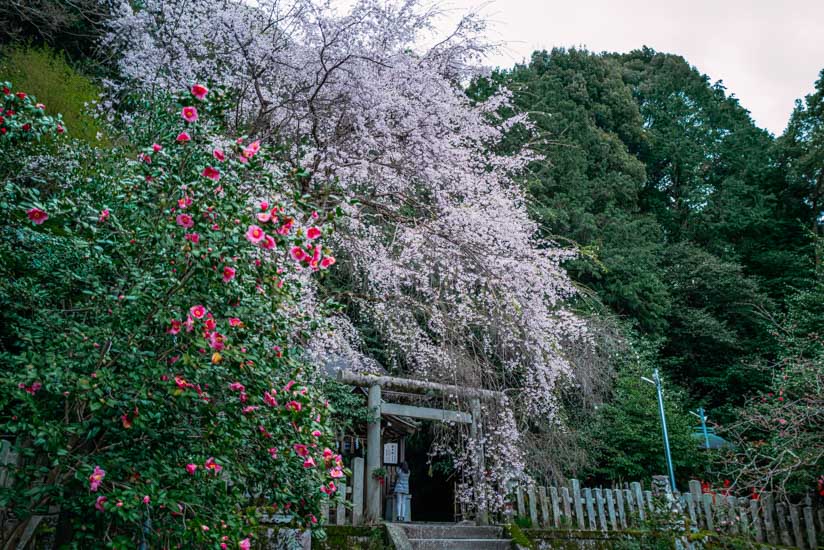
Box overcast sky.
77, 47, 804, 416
438, 0, 824, 135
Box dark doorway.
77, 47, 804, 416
404, 427, 455, 522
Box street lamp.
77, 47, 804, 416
690, 407, 710, 450
642, 369, 677, 492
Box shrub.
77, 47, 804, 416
0, 83, 344, 548
0, 45, 106, 144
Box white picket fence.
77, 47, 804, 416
512, 478, 823, 549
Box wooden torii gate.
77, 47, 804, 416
337, 371, 504, 525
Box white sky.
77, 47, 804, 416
437, 0, 824, 135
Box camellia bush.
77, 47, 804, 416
0, 83, 344, 548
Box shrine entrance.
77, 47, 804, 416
404, 428, 455, 522
337, 371, 504, 525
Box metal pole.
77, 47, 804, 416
699, 407, 710, 450
653, 369, 677, 492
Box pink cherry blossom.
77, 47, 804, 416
181, 106, 199, 122
191, 83, 209, 100
245, 225, 265, 244
26, 208, 48, 225
176, 213, 194, 228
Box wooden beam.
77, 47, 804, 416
381, 402, 472, 423
337, 371, 503, 401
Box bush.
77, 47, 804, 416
0, 84, 344, 548
0, 45, 106, 144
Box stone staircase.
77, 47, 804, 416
398, 523, 512, 550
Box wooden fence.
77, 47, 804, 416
512, 479, 823, 549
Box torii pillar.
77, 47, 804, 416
366, 384, 382, 522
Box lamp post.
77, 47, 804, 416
690, 407, 710, 450
642, 369, 677, 492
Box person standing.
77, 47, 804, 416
394, 461, 411, 522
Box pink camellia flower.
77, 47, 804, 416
310, 515, 318, 524
201, 525, 210, 532
26, 208, 48, 225
306, 226, 321, 240
320, 256, 336, 269
285, 400, 302, 412
36, 103, 46, 110
293, 444, 309, 457
329, 466, 344, 479
95, 495, 107, 512
263, 391, 278, 407
268, 447, 278, 458
213, 149, 225, 161
143, 495, 150, 504
152, 143, 162, 152
256, 211, 271, 223
229, 317, 243, 327
229, 382, 245, 392
168, 319, 182, 334
208, 332, 225, 351
89, 466, 106, 492
289, 247, 307, 262
176, 131, 191, 143
283, 380, 296, 392
191, 84, 209, 100
189, 305, 207, 319
29, 382, 42, 394
303, 456, 316, 469
204, 457, 222, 474
262, 235, 276, 250
239, 539, 251, 550
186, 463, 197, 475
222, 266, 236, 283
204, 318, 217, 331
322, 448, 334, 460
242, 406, 259, 415
181, 106, 199, 123
311, 430, 322, 437
221, 545, 228, 550
202, 166, 220, 181
260, 201, 269, 211
245, 225, 265, 244
116, 500, 123, 507
176, 213, 194, 228
97, 209, 110, 223
185, 233, 200, 244
177, 196, 192, 209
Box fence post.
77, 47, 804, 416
615, 488, 627, 529
336, 480, 347, 525
538, 487, 549, 527
776, 503, 793, 547
790, 504, 804, 547
726, 495, 739, 535
605, 489, 617, 531
550, 486, 561, 528
595, 488, 607, 532
625, 489, 636, 526
701, 493, 714, 531
561, 487, 572, 528
803, 503, 817, 550
688, 480, 703, 529
572, 479, 585, 530
631, 482, 645, 522
527, 485, 538, 528
584, 488, 596, 530
750, 499, 764, 542
516, 485, 525, 518
761, 493, 777, 544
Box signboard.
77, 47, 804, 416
383, 442, 398, 465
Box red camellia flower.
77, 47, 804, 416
202, 166, 220, 181
213, 149, 225, 161
320, 256, 336, 269
306, 226, 321, 240
57, 125, 64, 134
21, 123, 31, 132
181, 106, 199, 123
176, 213, 194, 228
2, 87, 9, 95
26, 208, 48, 225
222, 266, 236, 283
189, 305, 207, 319
15, 92, 26, 99
191, 83, 209, 100
289, 246, 307, 262
176, 131, 191, 143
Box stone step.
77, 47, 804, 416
409, 538, 512, 550
401, 524, 504, 540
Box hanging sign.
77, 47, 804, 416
383, 442, 399, 464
